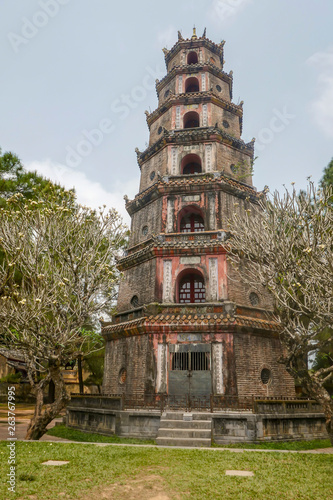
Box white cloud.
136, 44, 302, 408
307, 47, 333, 138
26, 160, 138, 225
208, 0, 252, 25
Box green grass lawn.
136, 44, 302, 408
46, 424, 156, 445
213, 438, 332, 451
0, 441, 332, 500
48, 424, 332, 451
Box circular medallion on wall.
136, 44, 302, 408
119, 368, 127, 385
223, 120, 230, 129
260, 368, 271, 385
164, 90, 170, 99
150, 171, 156, 181
216, 84, 222, 92
249, 292, 260, 306
142, 225, 148, 236
158, 126, 163, 135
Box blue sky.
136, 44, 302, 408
1, 0, 332, 223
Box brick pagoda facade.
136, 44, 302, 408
102, 29, 295, 403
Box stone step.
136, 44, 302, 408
156, 437, 211, 447
159, 419, 211, 429
162, 412, 212, 421
158, 428, 211, 439
162, 412, 186, 420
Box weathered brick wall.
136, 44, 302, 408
209, 73, 231, 101
226, 259, 274, 310
129, 197, 163, 247
117, 258, 157, 312
210, 104, 240, 138
158, 80, 176, 107
138, 149, 168, 193
216, 142, 253, 185
149, 108, 173, 146
218, 190, 255, 229
103, 335, 154, 395
233, 333, 295, 397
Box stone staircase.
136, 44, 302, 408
156, 412, 212, 447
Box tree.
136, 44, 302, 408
0, 191, 127, 440
320, 158, 333, 189
0, 147, 64, 207
227, 182, 333, 444
83, 346, 105, 394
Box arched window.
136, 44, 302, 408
178, 205, 205, 233
130, 295, 139, 308
185, 77, 199, 93
184, 111, 200, 129
180, 214, 205, 232
181, 154, 202, 175
187, 51, 198, 65
178, 273, 205, 303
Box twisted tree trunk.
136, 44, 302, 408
25, 367, 70, 440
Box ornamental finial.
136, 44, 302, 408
192, 26, 197, 40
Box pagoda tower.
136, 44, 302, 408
102, 29, 295, 403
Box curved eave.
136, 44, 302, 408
156, 62, 232, 95
126, 173, 260, 216
117, 238, 229, 271
136, 127, 254, 167
102, 314, 280, 341
146, 91, 243, 129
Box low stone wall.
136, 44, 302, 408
212, 412, 327, 443
67, 397, 329, 442
67, 406, 161, 438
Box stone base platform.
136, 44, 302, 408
66, 397, 328, 444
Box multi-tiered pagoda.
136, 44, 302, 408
102, 29, 295, 404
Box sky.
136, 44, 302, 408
1, 0, 333, 224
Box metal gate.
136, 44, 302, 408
168, 344, 211, 398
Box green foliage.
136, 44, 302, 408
0, 147, 69, 208
83, 347, 105, 390
320, 157, 333, 188
0, 371, 22, 383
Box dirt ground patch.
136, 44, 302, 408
81, 471, 181, 500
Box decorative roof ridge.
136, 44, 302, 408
102, 312, 279, 335
102, 316, 147, 334
163, 35, 224, 64
136, 126, 253, 167
156, 62, 232, 93
117, 236, 228, 269
125, 172, 261, 216
146, 91, 242, 127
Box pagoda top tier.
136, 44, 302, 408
162, 28, 225, 71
